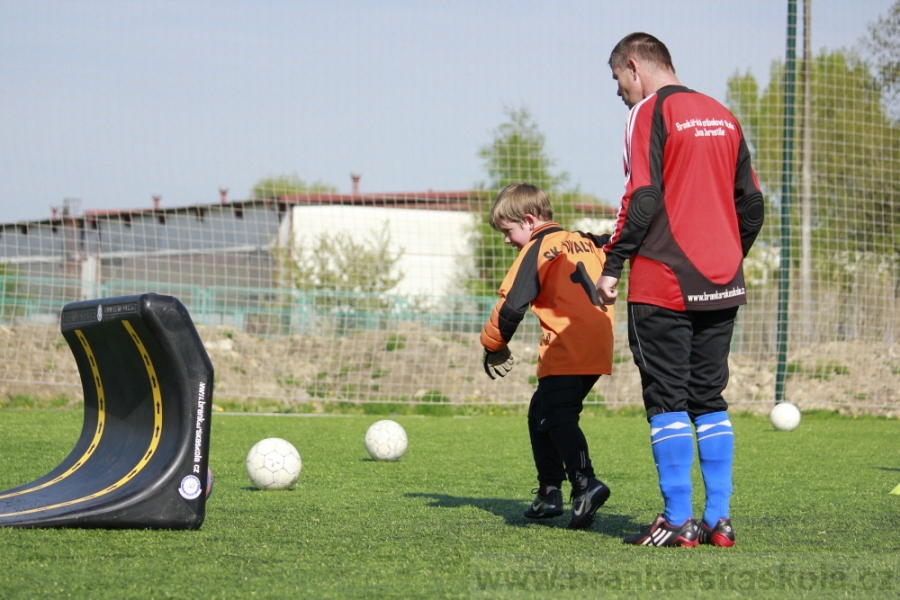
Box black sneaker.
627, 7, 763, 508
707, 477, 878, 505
623, 514, 699, 547
523, 487, 564, 519
699, 518, 735, 547
565, 478, 610, 530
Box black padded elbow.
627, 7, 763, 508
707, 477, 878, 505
629, 187, 661, 230
736, 191, 765, 255
737, 192, 764, 230
603, 186, 661, 275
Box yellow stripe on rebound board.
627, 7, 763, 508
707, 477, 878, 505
122, 319, 164, 466
0, 320, 164, 518
0, 330, 107, 501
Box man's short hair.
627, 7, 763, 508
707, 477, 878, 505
608, 32, 675, 73
489, 183, 553, 230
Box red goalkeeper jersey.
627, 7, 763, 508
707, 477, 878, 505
602, 85, 763, 311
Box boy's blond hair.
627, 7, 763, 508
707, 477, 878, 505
488, 183, 554, 230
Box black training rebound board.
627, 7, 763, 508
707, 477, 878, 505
0, 293, 214, 529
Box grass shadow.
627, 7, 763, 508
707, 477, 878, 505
405, 492, 637, 537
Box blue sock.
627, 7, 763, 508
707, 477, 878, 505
649, 411, 694, 526
694, 411, 734, 528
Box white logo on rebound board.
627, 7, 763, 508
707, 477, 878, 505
97, 305, 103, 321
179, 475, 202, 500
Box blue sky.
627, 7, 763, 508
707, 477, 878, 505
1, 0, 894, 223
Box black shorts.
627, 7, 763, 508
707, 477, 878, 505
627, 303, 738, 420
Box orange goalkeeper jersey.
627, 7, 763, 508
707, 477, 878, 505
480, 222, 615, 379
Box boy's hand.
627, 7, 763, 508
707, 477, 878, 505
483, 347, 514, 380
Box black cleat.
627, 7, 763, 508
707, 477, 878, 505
699, 518, 735, 547
523, 487, 564, 519
565, 478, 610, 530
623, 514, 699, 547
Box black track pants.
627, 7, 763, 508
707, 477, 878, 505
527, 374, 600, 487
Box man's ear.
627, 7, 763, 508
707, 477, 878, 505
522, 214, 538, 231
627, 58, 640, 79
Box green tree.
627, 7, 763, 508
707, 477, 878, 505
288, 222, 403, 295
863, 0, 900, 120
251, 175, 337, 199
273, 222, 404, 331
727, 49, 900, 261
478, 107, 569, 192
727, 49, 900, 342
466, 107, 609, 297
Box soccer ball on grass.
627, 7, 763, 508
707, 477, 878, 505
769, 402, 802, 431
246, 438, 302, 490
365, 420, 408, 461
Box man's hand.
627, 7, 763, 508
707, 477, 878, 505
596, 274, 620, 305
483, 347, 514, 380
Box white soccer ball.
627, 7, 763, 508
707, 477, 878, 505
770, 402, 802, 431
246, 437, 302, 490
364, 419, 408, 461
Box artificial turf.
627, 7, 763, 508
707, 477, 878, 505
0, 409, 897, 598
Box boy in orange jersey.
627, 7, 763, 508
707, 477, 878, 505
480, 183, 615, 530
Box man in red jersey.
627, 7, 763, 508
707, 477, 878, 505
596, 32, 764, 547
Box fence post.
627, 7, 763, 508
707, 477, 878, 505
775, 0, 798, 404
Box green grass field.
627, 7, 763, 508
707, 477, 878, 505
0, 409, 898, 598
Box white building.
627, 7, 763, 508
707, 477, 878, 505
278, 192, 476, 299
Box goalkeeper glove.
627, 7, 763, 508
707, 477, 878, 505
483, 347, 514, 380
